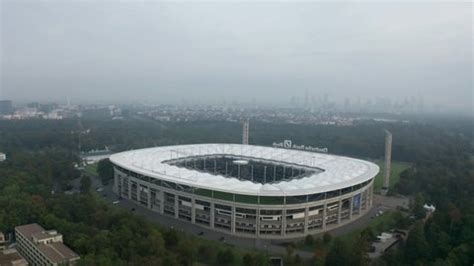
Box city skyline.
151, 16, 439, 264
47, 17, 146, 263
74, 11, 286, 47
2, 1, 472, 114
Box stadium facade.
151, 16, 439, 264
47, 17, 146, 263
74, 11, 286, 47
110, 144, 379, 239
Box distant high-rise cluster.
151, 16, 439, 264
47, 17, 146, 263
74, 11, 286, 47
289, 90, 428, 115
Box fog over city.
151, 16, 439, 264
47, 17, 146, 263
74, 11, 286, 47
1, 1, 472, 113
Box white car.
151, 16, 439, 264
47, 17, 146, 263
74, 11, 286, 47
112, 201, 120, 205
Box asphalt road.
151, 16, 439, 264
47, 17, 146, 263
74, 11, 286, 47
83, 171, 394, 258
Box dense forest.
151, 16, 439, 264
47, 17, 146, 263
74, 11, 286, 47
387, 141, 474, 265
1, 117, 471, 162
0, 152, 270, 265
0, 117, 473, 265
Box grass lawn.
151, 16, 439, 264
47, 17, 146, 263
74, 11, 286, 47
338, 209, 402, 245
297, 209, 404, 252
84, 162, 99, 176
372, 160, 411, 192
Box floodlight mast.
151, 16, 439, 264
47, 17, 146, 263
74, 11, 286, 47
382, 130, 392, 194
242, 119, 250, 145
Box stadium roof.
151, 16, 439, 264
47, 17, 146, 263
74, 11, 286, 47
110, 144, 379, 196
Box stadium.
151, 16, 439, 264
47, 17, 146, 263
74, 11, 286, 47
110, 144, 379, 239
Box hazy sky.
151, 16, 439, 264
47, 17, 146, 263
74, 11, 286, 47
1, 1, 472, 111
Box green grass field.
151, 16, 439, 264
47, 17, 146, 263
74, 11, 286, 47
337, 209, 404, 244
84, 162, 99, 176
372, 160, 411, 192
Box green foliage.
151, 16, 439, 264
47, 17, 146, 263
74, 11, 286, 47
97, 159, 114, 184
325, 239, 351, 266
242, 252, 269, 266
413, 193, 427, 219
391, 123, 474, 265
176, 238, 196, 266
84, 163, 98, 176
163, 228, 179, 249
0, 149, 267, 265
197, 243, 217, 263
372, 160, 411, 192
216, 249, 235, 266
1, 117, 473, 265
305, 234, 314, 246
404, 222, 430, 262
349, 233, 370, 266
322, 232, 332, 244
80, 175, 92, 193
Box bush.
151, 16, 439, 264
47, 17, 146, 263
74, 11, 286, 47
323, 232, 332, 244
305, 234, 314, 246
215, 249, 234, 266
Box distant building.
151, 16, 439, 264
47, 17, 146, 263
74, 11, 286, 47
80, 148, 112, 164
0, 153, 6, 162
0, 248, 28, 266
423, 204, 436, 212
81, 107, 111, 119
38, 103, 59, 113
15, 224, 79, 265
27, 102, 40, 109
369, 231, 404, 258
0, 100, 13, 114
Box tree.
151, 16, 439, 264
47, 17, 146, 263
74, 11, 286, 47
163, 228, 179, 249
446, 244, 471, 266
305, 234, 314, 246
325, 239, 350, 266
293, 254, 302, 266
215, 249, 234, 266
380, 249, 405, 266
242, 253, 269, 266
413, 193, 427, 220
80, 175, 91, 193
97, 159, 114, 184
425, 221, 451, 258
350, 234, 370, 266
360, 227, 375, 242
312, 250, 326, 266
404, 222, 430, 263
176, 239, 196, 266
323, 232, 332, 244
197, 244, 215, 263
243, 254, 254, 266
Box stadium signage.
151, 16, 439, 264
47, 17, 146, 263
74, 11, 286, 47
272, 140, 328, 153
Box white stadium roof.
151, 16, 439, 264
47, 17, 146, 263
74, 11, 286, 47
110, 144, 379, 197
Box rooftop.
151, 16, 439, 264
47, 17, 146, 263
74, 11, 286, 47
0, 248, 28, 266
15, 224, 44, 239
110, 144, 379, 196
15, 224, 79, 263
37, 243, 78, 263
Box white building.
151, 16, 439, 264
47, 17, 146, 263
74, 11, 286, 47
423, 204, 436, 212
15, 224, 79, 265
111, 144, 379, 239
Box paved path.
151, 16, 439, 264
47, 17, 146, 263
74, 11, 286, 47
83, 171, 399, 258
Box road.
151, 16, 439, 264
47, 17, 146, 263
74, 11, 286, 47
82, 171, 396, 258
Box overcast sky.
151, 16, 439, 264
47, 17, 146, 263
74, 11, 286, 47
1, 1, 472, 112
